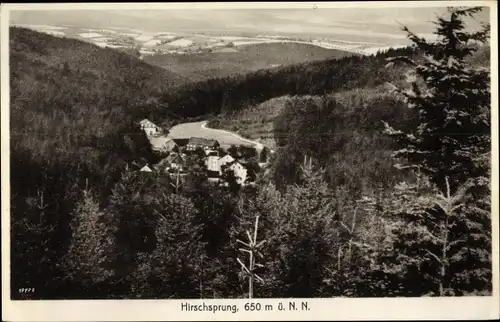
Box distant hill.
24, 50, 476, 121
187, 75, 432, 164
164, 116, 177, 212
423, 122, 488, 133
206, 85, 403, 149
10, 26, 187, 92
143, 42, 356, 81
10, 27, 194, 297
10, 26, 187, 205
203, 42, 491, 149
10, 26, 186, 155
150, 46, 417, 122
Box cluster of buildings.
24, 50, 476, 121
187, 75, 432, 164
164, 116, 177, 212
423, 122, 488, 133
137, 119, 255, 186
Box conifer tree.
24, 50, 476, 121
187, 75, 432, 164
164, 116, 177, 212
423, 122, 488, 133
384, 6, 490, 191
275, 156, 337, 297
139, 193, 206, 298
380, 7, 492, 296
63, 184, 116, 290
370, 173, 492, 296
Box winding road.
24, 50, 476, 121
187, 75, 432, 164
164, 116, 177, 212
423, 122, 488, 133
167, 121, 267, 150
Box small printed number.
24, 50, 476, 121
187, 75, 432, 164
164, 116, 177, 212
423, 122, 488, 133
18, 288, 35, 293
244, 303, 261, 311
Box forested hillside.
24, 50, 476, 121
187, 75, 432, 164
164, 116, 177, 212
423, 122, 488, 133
268, 9, 491, 297
10, 27, 186, 298
144, 42, 356, 81
10, 27, 187, 165
206, 41, 489, 142
206, 39, 490, 190
10, 7, 492, 300
10, 27, 189, 202
144, 45, 416, 124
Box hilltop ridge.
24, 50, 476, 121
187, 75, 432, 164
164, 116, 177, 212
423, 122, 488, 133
10, 26, 187, 176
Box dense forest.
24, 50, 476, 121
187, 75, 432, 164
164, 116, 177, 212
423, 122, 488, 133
143, 41, 356, 81
10, 7, 492, 299
147, 45, 416, 122
10, 27, 186, 298
206, 43, 489, 145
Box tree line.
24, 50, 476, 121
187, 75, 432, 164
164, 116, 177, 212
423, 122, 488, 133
145, 46, 417, 122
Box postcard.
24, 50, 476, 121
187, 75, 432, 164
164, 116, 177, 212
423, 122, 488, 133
1, 1, 498, 321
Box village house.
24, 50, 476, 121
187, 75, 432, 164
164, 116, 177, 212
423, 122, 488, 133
166, 154, 185, 172
207, 154, 248, 185
204, 151, 249, 186
225, 161, 248, 185
135, 118, 257, 186
140, 119, 163, 136
186, 137, 220, 151
205, 150, 220, 172
205, 149, 218, 156
217, 154, 235, 171
205, 152, 236, 174
149, 136, 178, 154
203, 150, 252, 185
154, 152, 186, 173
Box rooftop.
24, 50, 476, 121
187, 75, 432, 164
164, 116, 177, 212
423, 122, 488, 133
154, 153, 185, 170
149, 136, 173, 150
188, 137, 219, 146
172, 138, 190, 146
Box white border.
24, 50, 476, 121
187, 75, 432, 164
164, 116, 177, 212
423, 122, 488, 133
1, 2, 499, 321
2, 1, 497, 10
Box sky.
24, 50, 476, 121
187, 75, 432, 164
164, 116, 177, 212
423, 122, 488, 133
10, 6, 490, 45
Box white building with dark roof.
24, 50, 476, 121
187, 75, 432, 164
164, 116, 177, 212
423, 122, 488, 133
140, 119, 162, 136
226, 161, 248, 185
217, 154, 235, 171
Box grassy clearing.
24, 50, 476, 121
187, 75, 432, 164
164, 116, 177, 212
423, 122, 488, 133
208, 96, 293, 149
208, 85, 402, 149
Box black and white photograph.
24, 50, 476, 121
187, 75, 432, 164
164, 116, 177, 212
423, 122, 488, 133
1, 1, 498, 321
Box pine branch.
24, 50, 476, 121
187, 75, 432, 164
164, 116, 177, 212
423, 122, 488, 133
338, 220, 352, 234
237, 239, 251, 248
237, 215, 265, 298
424, 249, 443, 263
453, 6, 484, 17
419, 226, 446, 244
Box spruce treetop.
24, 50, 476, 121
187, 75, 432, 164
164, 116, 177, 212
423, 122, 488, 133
384, 6, 490, 192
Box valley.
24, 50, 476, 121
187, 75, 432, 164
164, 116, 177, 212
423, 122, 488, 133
6, 5, 493, 304
13, 23, 402, 57
10, 22, 411, 81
